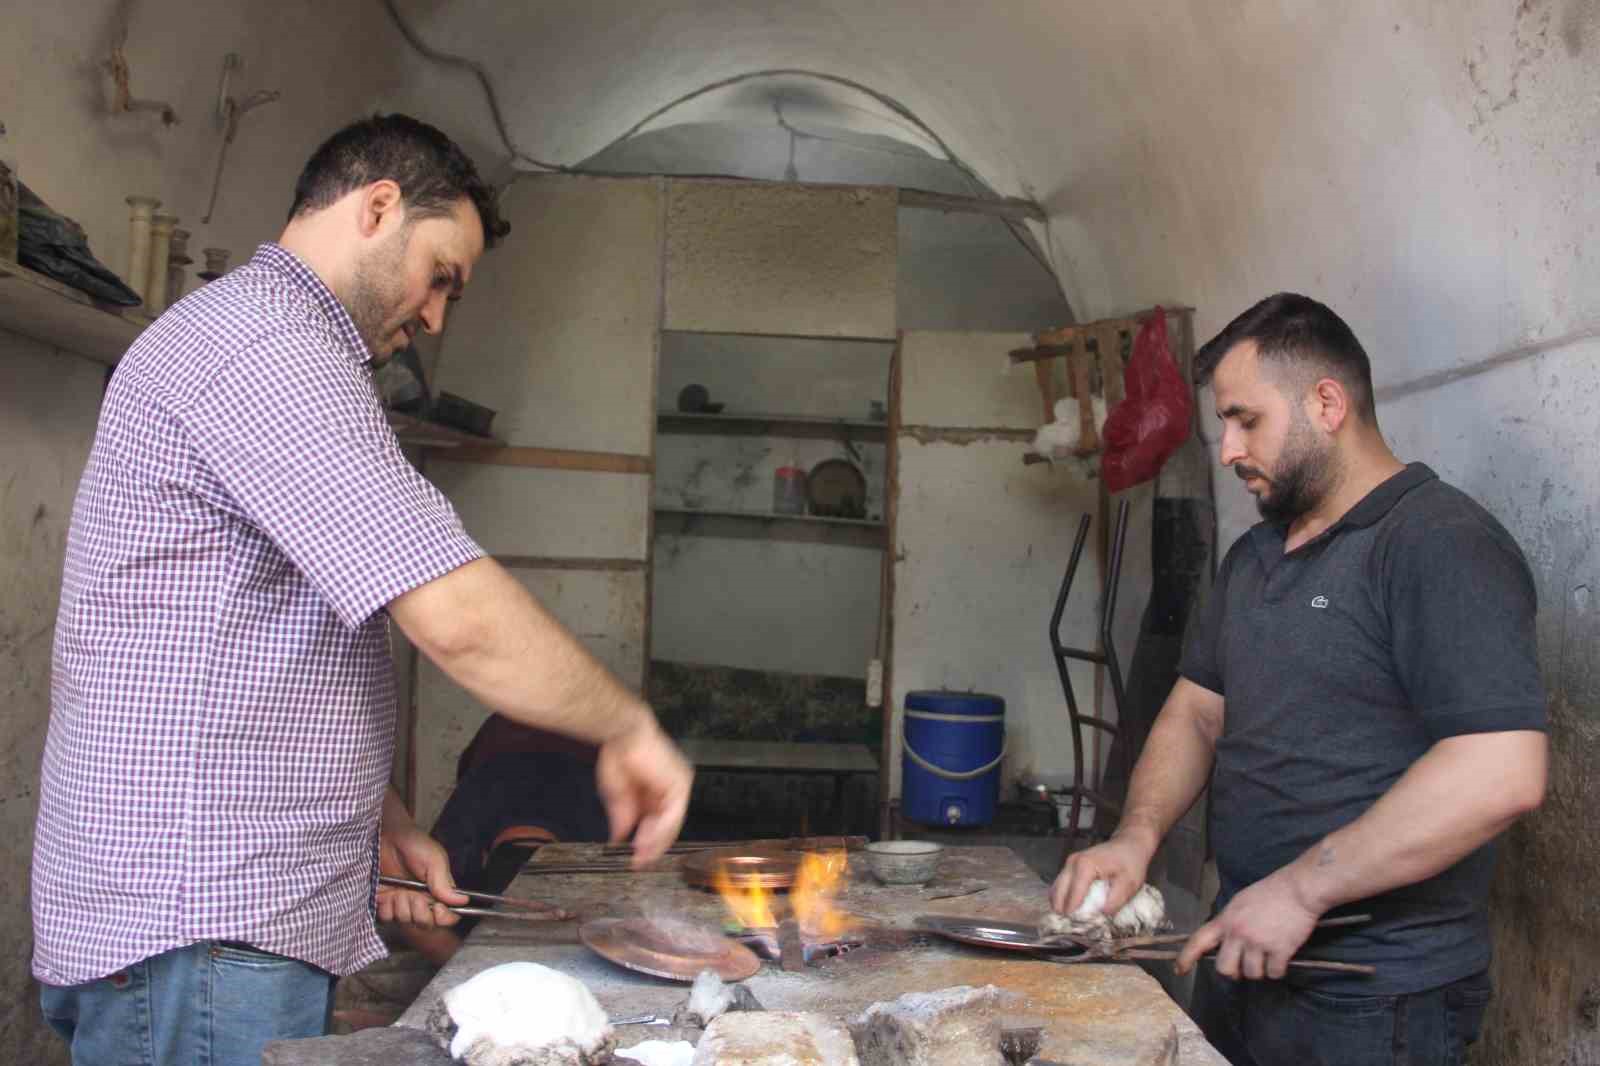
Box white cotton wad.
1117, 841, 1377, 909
614, 1040, 697, 1066
443, 961, 613, 1065
1044, 880, 1169, 941
1070, 879, 1110, 922
1031, 396, 1109, 460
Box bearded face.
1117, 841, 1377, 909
345, 223, 415, 362
1234, 403, 1337, 522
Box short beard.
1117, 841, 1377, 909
1242, 412, 1337, 523
345, 225, 412, 361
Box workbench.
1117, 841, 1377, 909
395, 843, 1224, 1064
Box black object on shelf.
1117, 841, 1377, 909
18, 182, 141, 307
676, 383, 724, 414
432, 391, 497, 437
1050, 499, 1132, 848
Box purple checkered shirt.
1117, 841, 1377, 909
33, 243, 483, 985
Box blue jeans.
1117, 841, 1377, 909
39, 941, 334, 1066
1191, 967, 1492, 1066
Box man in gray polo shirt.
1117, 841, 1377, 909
1051, 293, 1547, 1066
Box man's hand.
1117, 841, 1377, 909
595, 719, 693, 867
1175, 867, 1323, 980
1050, 827, 1159, 916
377, 794, 469, 928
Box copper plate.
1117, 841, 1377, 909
914, 914, 1087, 956
579, 916, 761, 982
681, 849, 800, 892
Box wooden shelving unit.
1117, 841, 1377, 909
0, 257, 153, 366
657, 410, 887, 442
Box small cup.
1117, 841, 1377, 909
864, 841, 944, 885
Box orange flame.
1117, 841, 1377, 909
711, 849, 855, 937
712, 859, 777, 929
793, 849, 853, 938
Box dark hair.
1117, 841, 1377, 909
1193, 293, 1375, 421
288, 114, 509, 247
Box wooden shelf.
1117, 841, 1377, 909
658, 410, 887, 442
386, 411, 504, 449
0, 257, 153, 366
654, 505, 886, 548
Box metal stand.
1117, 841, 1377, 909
1050, 498, 1132, 848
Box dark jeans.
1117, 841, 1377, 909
1191, 967, 1491, 1066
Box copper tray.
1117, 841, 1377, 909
681, 850, 800, 892
579, 916, 761, 982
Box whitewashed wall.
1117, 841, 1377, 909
890, 331, 1107, 803
415, 175, 662, 830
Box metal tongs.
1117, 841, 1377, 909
1040, 913, 1377, 975
377, 875, 573, 922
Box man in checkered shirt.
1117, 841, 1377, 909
32, 114, 694, 1065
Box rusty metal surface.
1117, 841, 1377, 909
397, 845, 1226, 1065
579, 916, 760, 982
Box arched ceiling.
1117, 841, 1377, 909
392, 0, 1598, 397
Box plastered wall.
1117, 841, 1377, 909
891, 331, 1109, 803
414, 175, 663, 829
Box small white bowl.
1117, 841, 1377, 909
864, 841, 944, 885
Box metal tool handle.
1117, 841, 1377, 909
377, 874, 565, 914
378, 874, 513, 907
443, 904, 572, 923
1103, 912, 1374, 949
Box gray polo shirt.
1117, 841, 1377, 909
1181, 462, 1545, 994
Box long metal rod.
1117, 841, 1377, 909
1050, 500, 1132, 841
1101, 499, 1133, 794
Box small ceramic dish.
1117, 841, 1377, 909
864, 840, 944, 885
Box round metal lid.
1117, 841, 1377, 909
681, 850, 800, 892
579, 916, 761, 983
913, 914, 1088, 956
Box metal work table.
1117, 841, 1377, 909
397, 843, 1225, 1065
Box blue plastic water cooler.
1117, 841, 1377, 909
900, 690, 1005, 827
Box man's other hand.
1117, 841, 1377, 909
1175, 868, 1322, 980
1050, 829, 1159, 916
377, 822, 469, 928
595, 718, 694, 867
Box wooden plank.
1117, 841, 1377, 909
0, 256, 151, 366
896, 186, 1047, 223
493, 556, 647, 571
654, 507, 887, 550
657, 411, 887, 442
441, 444, 652, 474
1009, 307, 1197, 365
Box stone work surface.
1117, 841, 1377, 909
691, 1011, 859, 1066
263, 1025, 453, 1066
396, 845, 1225, 1065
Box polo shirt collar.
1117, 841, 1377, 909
249, 243, 372, 366
1337, 462, 1437, 530
1250, 462, 1437, 553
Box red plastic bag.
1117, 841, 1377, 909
1099, 309, 1192, 493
